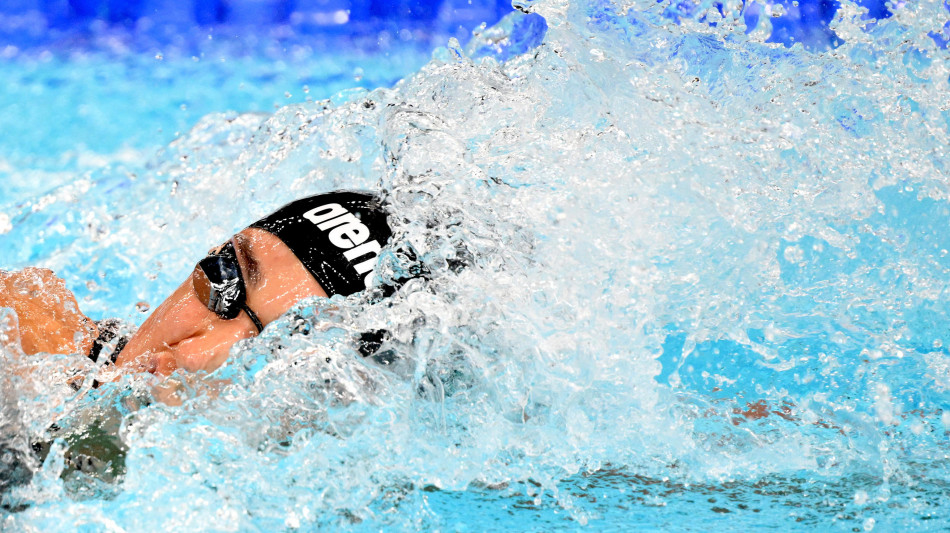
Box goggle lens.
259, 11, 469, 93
192, 243, 262, 331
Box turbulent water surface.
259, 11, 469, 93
2, 0, 950, 530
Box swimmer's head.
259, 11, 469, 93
116, 190, 393, 377
249, 191, 392, 297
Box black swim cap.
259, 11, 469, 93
249, 190, 391, 297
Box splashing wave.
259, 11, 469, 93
3, 0, 950, 529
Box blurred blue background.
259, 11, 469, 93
2, 0, 512, 25
0, 0, 924, 52
0, 0, 517, 187
0, 0, 515, 48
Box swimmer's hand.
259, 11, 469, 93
0, 268, 97, 356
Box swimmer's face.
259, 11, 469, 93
115, 228, 327, 376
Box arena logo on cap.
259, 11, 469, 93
303, 203, 382, 287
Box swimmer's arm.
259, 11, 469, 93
0, 268, 97, 356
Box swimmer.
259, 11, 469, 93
0, 190, 393, 380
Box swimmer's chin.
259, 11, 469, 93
112, 351, 170, 376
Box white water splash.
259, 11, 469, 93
3, 0, 950, 529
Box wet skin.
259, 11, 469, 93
115, 228, 327, 377
0, 268, 96, 356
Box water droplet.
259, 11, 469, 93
783, 245, 804, 264
853, 489, 868, 505
136, 301, 150, 313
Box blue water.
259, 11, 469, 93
2, 0, 950, 531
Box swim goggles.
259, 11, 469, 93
192, 242, 264, 332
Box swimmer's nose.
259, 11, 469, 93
115, 278, 221, 374
117, 270, 262, 376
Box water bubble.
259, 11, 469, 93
873, 383, 897, 425
284, 512, 300, 529
854, 490, 869, 505
136, 301, 150, 313
783, 245, 804, 263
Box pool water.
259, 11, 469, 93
2, 0, 950, 531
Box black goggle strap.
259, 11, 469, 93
241, 302, 264, 333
